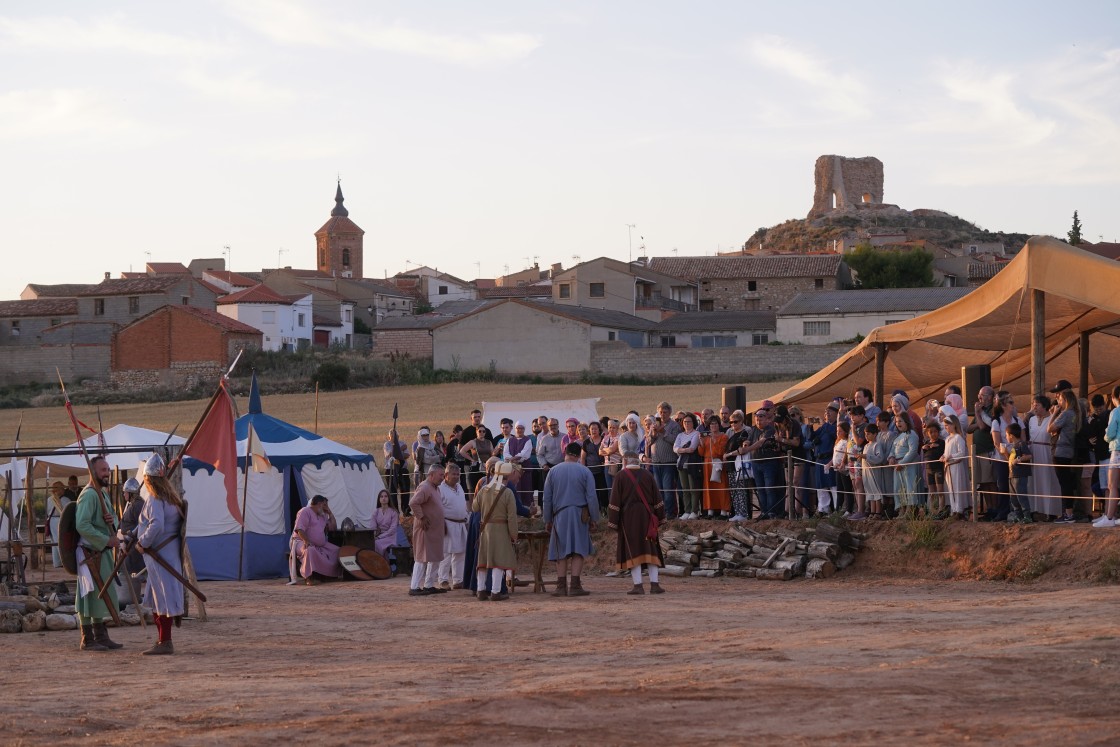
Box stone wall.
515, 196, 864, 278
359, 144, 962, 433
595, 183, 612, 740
590, 341, 849, 379
110, 360, 224, 390
701, 276, 840, 312
0, 344, 110, 385
372, 329, 433, 359
809, 155, 884, 218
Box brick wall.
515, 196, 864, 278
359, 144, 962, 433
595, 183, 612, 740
590, 341, 849, 379
0, 344, 110, 385
372, 329, 432, 358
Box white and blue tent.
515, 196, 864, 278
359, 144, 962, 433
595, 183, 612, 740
183, 379, 382, 580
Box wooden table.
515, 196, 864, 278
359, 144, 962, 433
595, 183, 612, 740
512, 529, 552, 593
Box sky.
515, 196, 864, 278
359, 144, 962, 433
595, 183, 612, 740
2, 1, 1118, 299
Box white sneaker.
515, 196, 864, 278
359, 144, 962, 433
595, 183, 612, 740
1092, 516, 1116, 528
729, 515, 744, 523
685, 513, 696, 520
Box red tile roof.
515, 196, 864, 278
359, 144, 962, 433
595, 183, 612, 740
315, 215, 364, 236
23, 283, 94, 298
77, 277, 184, 296
1084, 242, 1120, 261
145, 262, 191, 275
173, 306, 263, 335
0, 299, 79, 317
217, 284, 301, 305
648, 254, 843, 280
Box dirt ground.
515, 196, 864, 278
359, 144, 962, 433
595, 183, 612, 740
4, 520, 1120, 746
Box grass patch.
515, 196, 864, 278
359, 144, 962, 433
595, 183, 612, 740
1094, 553, 1120, 584
1020, 553, 1055, 580
905, 515, 946, 551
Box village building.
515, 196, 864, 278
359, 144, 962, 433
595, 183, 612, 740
259, 269, 355, 348
776, 286, 973, 344
111, 304, 261, 389
74, 274, 219, 324
647, 254, 850, 312
216, 284, 313, 352
391, 266, 478, 308
652, 311, 777, 348
315, 182, 364, 279
550, 257, 697, 321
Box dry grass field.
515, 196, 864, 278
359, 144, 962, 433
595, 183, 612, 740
0, 381, 797, 453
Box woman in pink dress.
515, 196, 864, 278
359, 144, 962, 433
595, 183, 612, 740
371, 489, 400, 561
291, 495, 342, 584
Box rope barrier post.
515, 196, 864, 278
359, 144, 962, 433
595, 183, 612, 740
786, 451, 794, 519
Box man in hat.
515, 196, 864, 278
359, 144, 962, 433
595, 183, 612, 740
608, 451, 666, 595
437, 463, 469, 590
543, 442, 599, 597
472, 461, 522, 601
1049, 379, 1073, 395
408, 464, 446, 596
116, 477, 146, 602
74, 455, 123, 652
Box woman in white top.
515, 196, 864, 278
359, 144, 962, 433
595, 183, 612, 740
673, 414, 702, 519
1026, 395, 1062, 518
989, 391, 1024, 522
942, 414, 971, 517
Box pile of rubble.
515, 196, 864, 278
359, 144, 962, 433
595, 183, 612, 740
0, 581, 145, 634
659, 522, 866, 580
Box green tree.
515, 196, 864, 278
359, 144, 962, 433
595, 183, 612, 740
845, 244, 935, 289
1068, 210, 1083, 245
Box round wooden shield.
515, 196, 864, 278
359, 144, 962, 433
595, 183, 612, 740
355, 549, 392, 580
338, 545, 372, 580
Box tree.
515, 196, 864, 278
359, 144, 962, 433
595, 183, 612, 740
1068, 210, 1083, 245
845, 244, 935, 289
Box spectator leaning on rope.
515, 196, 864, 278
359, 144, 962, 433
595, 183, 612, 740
967, 385, 997, 516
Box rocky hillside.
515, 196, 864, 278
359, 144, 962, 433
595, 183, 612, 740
742, 208, 1033, 255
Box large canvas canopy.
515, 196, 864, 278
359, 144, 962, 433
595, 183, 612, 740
184, 382, 382, 580
27, 424, 186, 478
762, 236, 1120, 412
481, 398, 600, 429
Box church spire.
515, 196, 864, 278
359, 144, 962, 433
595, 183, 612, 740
331, 180, 349, 217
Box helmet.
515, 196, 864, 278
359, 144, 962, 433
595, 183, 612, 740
123, 477, 141, 493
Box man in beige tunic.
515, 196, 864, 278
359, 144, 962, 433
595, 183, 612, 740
408, 464, 446, 597
471, 462, 520, 601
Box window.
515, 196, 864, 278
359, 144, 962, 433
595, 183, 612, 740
589, 282, 605, 298
691, 335, 736, 348
262, 310, 276, 323
319, 247, 326, 266
50, 318, 60, 327
94, 299, 105, 316
814, 278, 825, 289
128, 296, 140, 314
344, 308, 352, 323
342, 248, 351, 267
10, 321, 20, 336
558, 283, 571, 299
181, 296, 190, 305
438, 285, 449, 295
297, 313, 306, 327
607, 331, 616, 341
747, 281, 757, 292
660, 335, 676, 348
803, 321, 830, 336
752, 333, 769, 345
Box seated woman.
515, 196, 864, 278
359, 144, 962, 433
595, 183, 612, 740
371, 489, 400, 562
290, 495, 342, 585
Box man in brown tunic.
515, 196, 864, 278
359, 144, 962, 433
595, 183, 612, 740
607, 451, 666, 595
408, 464, 446, 596
472, 462, 521, 601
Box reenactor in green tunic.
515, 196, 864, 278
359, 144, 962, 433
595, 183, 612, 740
74, 456, 124, 652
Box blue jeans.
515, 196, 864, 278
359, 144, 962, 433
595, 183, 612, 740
753, 460, 784, 517
652, 463, 679, 518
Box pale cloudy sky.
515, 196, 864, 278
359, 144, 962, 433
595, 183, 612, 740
2, 1, 1118, 299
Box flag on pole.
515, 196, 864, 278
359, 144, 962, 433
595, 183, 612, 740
247, 422, 271, 473
183, 380, 242, 524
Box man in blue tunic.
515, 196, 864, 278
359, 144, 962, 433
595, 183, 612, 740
543, 442, 599, 597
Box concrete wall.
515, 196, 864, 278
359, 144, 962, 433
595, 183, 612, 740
219, 298, 311, 352
0, 344, 110, 385
0, 314, 78, 345
435, 303, 591, 372
590, 341, 849, 379
776, 312, 927, 344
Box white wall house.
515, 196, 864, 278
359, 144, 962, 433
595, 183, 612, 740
776, 287, 972, 344
313, 301, 356, 348
217, 285, 313, 352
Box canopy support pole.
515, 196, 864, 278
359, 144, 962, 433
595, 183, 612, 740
873, 343, 888, 409
1031, 290, 1046, 396
1079, 331, 1090, 399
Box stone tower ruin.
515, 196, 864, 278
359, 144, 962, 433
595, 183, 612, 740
809, 155, 884, 218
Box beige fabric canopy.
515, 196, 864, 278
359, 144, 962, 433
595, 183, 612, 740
759, 236, 1120, 412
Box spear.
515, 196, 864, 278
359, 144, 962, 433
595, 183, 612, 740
7, 413, 22, 549
391, 403, 403, 518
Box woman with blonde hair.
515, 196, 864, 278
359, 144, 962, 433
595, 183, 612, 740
136, 453, 186, 655
1048, 389, 1083, 523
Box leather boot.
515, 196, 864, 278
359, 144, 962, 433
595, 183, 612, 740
142, 640, 175, 656
648, 582, 666, 594
551, 577, 567, 597
80, 625, 108, 652
627, 584, 645, 595
568, 576, 590, 596
92, 622, 124, 650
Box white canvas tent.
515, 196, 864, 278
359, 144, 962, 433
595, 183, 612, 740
481, 398, 601, 430
757, 237, 1120, 412
183, 380, 383, 580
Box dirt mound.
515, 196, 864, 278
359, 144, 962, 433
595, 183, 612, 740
583, 518, 1120, 584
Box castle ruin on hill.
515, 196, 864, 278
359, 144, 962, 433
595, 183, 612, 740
808, 155, 886, 219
